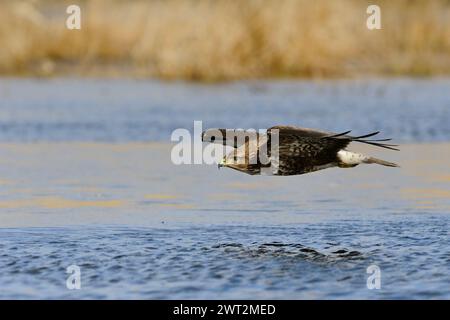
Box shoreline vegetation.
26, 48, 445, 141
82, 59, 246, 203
1, 0, 449, 81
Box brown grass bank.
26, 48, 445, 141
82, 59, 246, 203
0, 0, 449, 81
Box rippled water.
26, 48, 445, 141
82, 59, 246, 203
1, 220, 448, 299
0, 78, 449, 299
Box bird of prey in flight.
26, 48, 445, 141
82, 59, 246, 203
201, 125, 399, 176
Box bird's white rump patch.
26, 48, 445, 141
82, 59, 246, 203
337, 150, 368, 165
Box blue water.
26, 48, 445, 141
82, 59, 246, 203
0, 78, 449, 142
0, 78, 449, 299
1, 218, 448, 299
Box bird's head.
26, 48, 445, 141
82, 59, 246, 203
217, 151, 251, 172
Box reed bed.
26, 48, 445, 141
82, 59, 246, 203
0, 0, 449, 80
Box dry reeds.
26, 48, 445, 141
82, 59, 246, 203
0, 0, 449, 80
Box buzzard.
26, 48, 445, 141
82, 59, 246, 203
201, 125, 399, 176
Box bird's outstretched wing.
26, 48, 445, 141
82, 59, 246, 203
267, 125, 399, 174
269, 125, 399, 151
202, 126, 399, 152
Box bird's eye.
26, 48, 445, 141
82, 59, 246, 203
211, 136, 215, 142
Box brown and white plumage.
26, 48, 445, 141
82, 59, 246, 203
201, 125, 399, 176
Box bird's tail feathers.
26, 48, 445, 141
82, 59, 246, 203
324, 130, 400, 151
364, 157, 399, 167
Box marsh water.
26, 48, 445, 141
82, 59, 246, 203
0, 78, 449, 299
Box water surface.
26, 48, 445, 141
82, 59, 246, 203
0, 78, 449, 142
0, 79, 449, 299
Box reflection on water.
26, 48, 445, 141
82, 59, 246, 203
212, 242, 364, 263
0, 78, 449, 299
1, 142, 448, 225
0, 222, 448, 299
0, 142, 448, 299
0, 197, 124, 209
401, 188, 450, 199
144, 194, 179, 200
